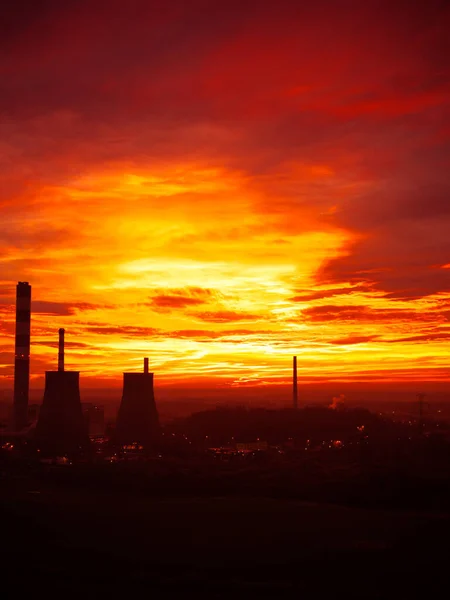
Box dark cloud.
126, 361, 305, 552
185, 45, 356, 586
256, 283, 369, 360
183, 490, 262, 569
190, 310, 263, 323
301, 304, 442, 323
330, 335, 379, 345
148, 287, 216, 310
290, 284, 371, 302
32, 301, 107, 316
318, 226, 450, 300
168, 328, 272, 340
0, 0, 259, 119
0, 1, 70, 45
62, 325, 273, 341
33, 340, 90, 349
386, 332, 450, 343
85, 325, 160, 337
151, 296, 206, 308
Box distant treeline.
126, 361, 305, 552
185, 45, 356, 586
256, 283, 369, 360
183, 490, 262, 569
167, 406, 419, 445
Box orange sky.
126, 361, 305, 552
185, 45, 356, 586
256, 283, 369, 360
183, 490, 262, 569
1, 1, 449, 395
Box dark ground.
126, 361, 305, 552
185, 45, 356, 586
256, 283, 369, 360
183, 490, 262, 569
2, 475, 449, 599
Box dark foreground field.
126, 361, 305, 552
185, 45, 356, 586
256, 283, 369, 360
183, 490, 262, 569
2, 477, 449, 599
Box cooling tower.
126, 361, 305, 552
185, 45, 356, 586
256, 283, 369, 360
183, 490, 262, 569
114, 358, 160, 447
13, 281, 31, 431
34, 330, 89, 454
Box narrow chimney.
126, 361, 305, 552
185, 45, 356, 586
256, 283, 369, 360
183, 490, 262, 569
13, 281, 31, 430
58, 328, 65, 372
144, 357, 149, 374
293, 355, 298, 409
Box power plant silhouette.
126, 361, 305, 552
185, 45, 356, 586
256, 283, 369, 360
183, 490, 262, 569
9, 281, 297, 453
114, 357, 160, 447
34, 328, 89, 454
32, 329, 161, 454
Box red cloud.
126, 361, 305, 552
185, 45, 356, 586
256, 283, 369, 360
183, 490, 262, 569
85, 326, 160, 337
191, 310, 263, 323
148, 287, 216, 310
32, 301, 107, 316
330, 335, 379, 345
302, 305, 442, 323
290, 284, 370, 302
1, 0, 450, 386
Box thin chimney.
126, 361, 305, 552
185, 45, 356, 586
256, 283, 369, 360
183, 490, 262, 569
13, 281, 31, 430
58, 328, 65, 372
144, 357, 149, 374
293, 355, 298, 409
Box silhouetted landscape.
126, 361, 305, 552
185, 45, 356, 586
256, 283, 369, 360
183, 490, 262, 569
3, 401, 450, 596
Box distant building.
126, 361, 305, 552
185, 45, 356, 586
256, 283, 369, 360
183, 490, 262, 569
114, 358, 160, 448
35, 370, 89, 454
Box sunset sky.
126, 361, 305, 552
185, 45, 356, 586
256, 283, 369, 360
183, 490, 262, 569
1, 0, 449, 395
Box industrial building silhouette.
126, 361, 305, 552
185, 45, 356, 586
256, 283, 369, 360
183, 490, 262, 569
34, 328, 89, 454
10, 282, 161, 453
114, 357, 161, 447
13, 281, 31, 431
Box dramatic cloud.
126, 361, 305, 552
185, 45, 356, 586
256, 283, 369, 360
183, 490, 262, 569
330, 335, 379, 346
32, 301, 106, 316
386, 332, 450, 344
190, 311, 264, 324
148, 287, 216, 310
301, 304, 445, 323
0, 0, 449, 389
34, 340, 91, 349
290, 284, 371, 302
84, 326, 160, 338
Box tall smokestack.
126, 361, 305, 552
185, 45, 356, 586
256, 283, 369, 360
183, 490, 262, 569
293, 355, 298, 410
13, 282, 31, 431
58, 328, 65, 372
144, 357, 149, 374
